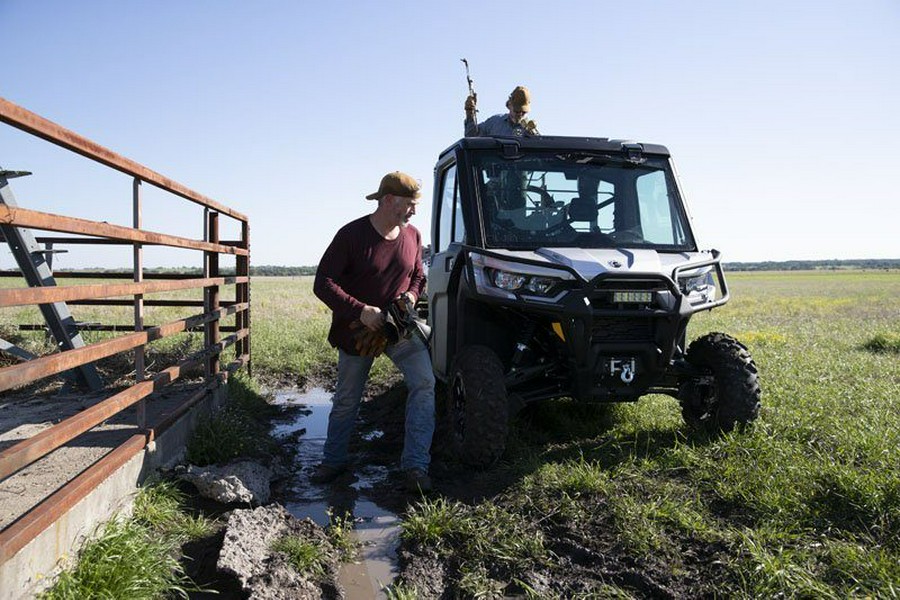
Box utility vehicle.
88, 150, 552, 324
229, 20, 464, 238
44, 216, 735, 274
426, 136, 761, 466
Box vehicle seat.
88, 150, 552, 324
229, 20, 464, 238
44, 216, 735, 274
568, 196, 598, 223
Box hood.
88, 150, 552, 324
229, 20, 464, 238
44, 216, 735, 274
479, 247, 712, 281
522, 247, 709, 281
535, 247, 663, 280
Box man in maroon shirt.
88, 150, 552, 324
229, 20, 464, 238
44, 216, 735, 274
312, 171, 435, 492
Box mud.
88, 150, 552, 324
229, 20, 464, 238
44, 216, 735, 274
321, 379, 733, 599
179, 373, 732, 598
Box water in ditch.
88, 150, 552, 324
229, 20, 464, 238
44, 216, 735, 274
272, 388, 399, 598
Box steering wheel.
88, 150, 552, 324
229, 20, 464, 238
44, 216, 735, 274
525, 185, 555, 208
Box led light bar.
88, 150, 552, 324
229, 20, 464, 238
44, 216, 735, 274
612, 291, 653, 304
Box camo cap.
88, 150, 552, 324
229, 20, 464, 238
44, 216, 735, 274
507, 86, 531, 111
365, 171, 422, 200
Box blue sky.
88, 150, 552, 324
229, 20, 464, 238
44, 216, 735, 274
1, 0, 898, 269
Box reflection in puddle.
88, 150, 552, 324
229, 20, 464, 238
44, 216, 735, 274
272, 388, 399, 597
362, 430, 384, 442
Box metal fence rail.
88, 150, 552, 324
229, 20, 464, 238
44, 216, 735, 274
0, 96, 251, 565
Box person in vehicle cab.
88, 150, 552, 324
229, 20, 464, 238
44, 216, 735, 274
311, 171, 435, 493
465, 85, 540, 137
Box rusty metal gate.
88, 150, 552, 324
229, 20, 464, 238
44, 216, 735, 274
0, 97, 250, 569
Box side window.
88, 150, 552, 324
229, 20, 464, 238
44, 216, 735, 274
437, 164, 457, 252
452, 174, 465, 244
636, 171, 678, 244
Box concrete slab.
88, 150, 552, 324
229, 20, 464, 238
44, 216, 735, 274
0, 380, 222, 599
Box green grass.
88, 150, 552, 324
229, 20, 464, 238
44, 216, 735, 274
401, 495, 546, 589
186, 373, 279, 465
132, 479, 213, 541
383, 582, 421, 599
396, 270, 900, 596
326, 508, 359, 561
271, 535, 328, 579
40, 480, 211, 599
862, 332, 900, 354
22, 270, 900, 596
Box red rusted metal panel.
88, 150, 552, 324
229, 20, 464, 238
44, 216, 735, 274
0, 205, 247, 256
0, 360, 198, 480
0, 432, 150, 564
0, 329, 247, 480
0, 97, 247, 223
0, 275, 248, 307
0, 354, 248, 562
0, 303, 247, 392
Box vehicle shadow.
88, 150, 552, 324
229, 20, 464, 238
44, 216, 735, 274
357, 382, 719, 506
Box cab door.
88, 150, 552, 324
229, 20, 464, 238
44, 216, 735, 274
427, 161, 465, 379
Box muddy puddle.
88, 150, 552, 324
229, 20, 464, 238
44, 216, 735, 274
272, 388, 399, 598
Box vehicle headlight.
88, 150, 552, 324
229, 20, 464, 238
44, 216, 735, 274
489, 269, 563, 296
678, 267, 716, 305
469, 252, 576, 300
492, 269, 527, 290
526, 276, 557, 295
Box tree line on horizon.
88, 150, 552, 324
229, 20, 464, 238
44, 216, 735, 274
55, 259, 899, 277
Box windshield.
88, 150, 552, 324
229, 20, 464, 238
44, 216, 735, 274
475, 152, 694, 251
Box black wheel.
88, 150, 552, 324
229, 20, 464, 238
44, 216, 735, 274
447, 345, 509, 467
679, 332, 761, 433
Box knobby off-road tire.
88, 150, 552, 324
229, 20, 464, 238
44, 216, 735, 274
679, 332, 761, 433
448, 345, 509, 467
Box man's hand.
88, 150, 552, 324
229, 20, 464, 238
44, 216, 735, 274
464, 93, 477, 115
359, 305, 384, 331
396, 291, 416, 310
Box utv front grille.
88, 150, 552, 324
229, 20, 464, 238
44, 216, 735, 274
591, 317, 653, 342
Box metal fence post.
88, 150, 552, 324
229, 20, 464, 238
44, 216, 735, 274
204, 210, 220, 380
133, 178, 145, 428
237, 220, 251, 376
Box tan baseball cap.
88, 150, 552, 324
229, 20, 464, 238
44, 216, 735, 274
365, 171, 422, 200
507, 86, 531, 112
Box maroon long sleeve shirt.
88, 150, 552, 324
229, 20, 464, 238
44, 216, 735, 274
314, 215, 426, 354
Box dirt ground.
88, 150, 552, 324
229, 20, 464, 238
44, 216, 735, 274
344, 380, 724, 599
240, 374, 726, 599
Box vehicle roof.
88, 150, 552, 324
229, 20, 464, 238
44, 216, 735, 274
438, 136, 671, 162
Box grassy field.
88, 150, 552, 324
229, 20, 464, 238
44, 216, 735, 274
248, 271, 899, 597
4, 270, 899, 596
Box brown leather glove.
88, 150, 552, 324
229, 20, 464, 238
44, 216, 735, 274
524, 119, 540, 135
350, 320, 388, 357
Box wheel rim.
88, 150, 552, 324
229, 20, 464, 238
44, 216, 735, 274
690, 374, 718, 419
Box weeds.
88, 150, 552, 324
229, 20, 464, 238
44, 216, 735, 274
326, 508, 358, 561
383, 582, 420, 599
862, 333, 900, 354
271, 536, 327, 579
40, 480, 206, 599
132, 479, 212, 541
186, 373, 279, 465
402, 496, 546, 591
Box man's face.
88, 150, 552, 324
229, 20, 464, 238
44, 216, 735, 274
508, 106, 528, 124
387, 194, 419, 226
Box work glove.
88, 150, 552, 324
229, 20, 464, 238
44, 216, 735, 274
524, 119, 540, 135
350, 320, 388, 357
464, 93, 477, 115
